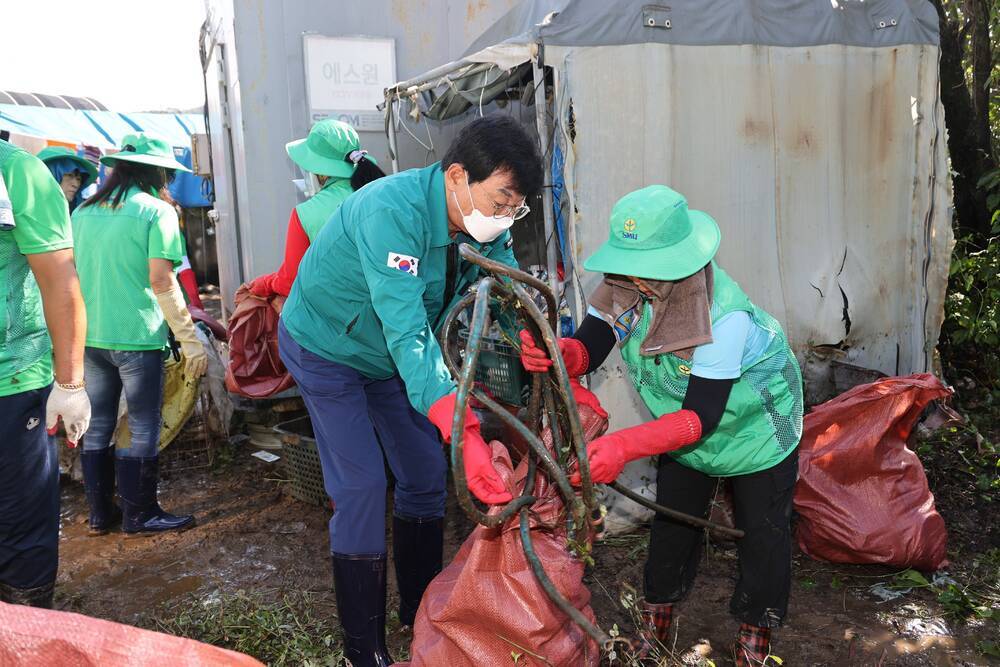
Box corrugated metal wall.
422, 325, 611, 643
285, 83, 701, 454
556, 42, 950, 376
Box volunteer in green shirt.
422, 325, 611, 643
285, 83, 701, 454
278, 115, 542, 667
37, 146, 99, 212
72, 133, 208, 537
246, 119, 385, 302
520, 186, 803, 666
0, 139, 90, 609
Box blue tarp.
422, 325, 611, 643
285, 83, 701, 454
0, 104, 206, 150
169, 147, 213, 208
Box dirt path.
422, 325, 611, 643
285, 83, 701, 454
55, 446, 995, 666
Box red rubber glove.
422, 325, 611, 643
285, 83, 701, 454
569, 377, 608, 419
248, 273, 276, 298
570, 410, 702, 485
519, 330, 589, 376
428, 393, 513, 505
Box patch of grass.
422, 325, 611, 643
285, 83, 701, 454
151, 589, 343, 666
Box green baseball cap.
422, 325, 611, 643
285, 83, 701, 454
286, 119, 375, 178
584, 185, 721, 281
36, 146, 99, 184
100, 133, 191, 172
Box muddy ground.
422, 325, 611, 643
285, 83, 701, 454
53, 430, 997, 666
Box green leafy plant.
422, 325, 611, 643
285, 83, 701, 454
976, 169, 1000, 233
887, 562, 999, 624
891, 569, 931, 590
978, 639, 1000, 658
944, 236, 1000, 350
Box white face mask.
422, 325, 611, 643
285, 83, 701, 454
307, 172, 323, 198
452, 173, 514, 243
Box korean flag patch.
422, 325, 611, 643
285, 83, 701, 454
388, 252, 420, 276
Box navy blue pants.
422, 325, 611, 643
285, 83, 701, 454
278, 322, 447, 556
0, 386, 59, 589
82, 347, 164, 457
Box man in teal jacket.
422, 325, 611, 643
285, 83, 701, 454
278, 115, 542, 666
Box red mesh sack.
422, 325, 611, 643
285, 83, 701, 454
225, 285, 294, 398
794, 373, 951, 571
399, 406, 609, 667
0, 602, 263, 666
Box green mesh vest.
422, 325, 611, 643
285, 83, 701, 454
0, 141, 57, 396
621, 264, 803, 476
294, 178, 353, 242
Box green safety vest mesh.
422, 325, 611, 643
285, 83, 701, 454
620, 263, 803, 476
294, 178, 353, 242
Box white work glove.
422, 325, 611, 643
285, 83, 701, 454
155, 283, 208, 380
46, 383, 92, 446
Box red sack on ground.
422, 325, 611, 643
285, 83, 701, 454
399, 406, 608, 667
794, 373, 951, 571
0, 601, 263, 666
225, 285, 294, 398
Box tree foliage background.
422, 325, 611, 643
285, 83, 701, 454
930, 0, 1000, 543
934, 0, 1000, 378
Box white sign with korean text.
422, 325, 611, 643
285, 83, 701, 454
303, 35, 396, 132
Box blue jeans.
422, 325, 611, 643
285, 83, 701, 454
0, 385, 59, 589
278, 321, 447, 556
82, 348, 164, 458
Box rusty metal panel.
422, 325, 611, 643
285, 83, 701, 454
555, 42, 951, 377
549, 43, 952, 532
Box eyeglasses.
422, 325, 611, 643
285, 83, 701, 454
478, 184, 531, 220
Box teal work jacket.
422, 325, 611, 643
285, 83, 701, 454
281, 162, 517, 414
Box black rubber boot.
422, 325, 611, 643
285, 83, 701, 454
81, 447, 121, 535
392, 514, 444, 627
331, 553, 392, 667
0, 580, 54, 609
116, 456, 195, 535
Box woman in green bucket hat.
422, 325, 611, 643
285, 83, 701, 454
245, 118, 385, 304
520, 185, 803, 665
70, 132, 207, 537
37, 146, 98, 212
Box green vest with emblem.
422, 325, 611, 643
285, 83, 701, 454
621, 264, 803, 476
294, 178, 353, 242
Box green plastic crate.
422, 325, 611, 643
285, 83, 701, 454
458, 330, 528, 406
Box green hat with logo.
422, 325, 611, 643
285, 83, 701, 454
584, 185, 721, 281
286, 119, 375, 178
37, 146, 99, 184
100, 133, 191, 172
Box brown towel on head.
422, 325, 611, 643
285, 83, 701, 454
589, 263, 714, 361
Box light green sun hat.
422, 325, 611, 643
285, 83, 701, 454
285, 119, 375, 178
584, 185, 721, 281
36, 146, 99, 184
100, 133, 191, 172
